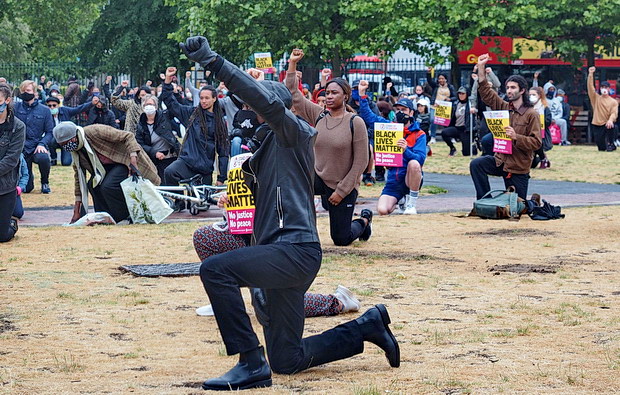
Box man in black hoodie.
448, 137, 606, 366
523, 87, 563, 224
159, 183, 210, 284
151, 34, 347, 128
181, 35, 400, 391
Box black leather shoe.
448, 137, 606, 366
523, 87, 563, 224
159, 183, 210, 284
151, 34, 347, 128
358, 209, 373, 241
355, 304, 400, 367
202, 346, 272, 391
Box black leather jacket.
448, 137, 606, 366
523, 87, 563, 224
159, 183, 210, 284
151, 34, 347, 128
0, 114, 26, 195
208, 56, 319, 246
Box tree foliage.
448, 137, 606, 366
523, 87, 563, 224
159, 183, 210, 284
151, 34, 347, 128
167, 0, 392, 76
518, 0, 620, 67
79, 0, 184, 83
1, 0, 105, 62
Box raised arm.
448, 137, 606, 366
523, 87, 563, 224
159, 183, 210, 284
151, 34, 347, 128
160, 67, 194, 126
284, 48, 324, 124
180, 36, 311, 148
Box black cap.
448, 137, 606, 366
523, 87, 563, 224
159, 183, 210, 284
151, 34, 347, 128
45, 96, 60, 104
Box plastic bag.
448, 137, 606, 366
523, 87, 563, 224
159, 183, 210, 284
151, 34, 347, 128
121, 175, 173, 224
64, 212, 116, 226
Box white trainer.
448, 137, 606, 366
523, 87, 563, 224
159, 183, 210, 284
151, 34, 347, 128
403, 205, 418, 215
196, 304, 214, 316
333, 285, 360, 313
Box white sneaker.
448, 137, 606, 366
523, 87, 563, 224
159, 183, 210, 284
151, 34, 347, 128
430, 137, 437, 144
615, 140, 620, 147
450, 138, 457, 144
403, 205, 418, 215
195, 304, 214, 316
333, 285, 360, 313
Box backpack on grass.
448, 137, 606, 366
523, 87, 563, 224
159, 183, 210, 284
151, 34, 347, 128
469, 186, 527, 220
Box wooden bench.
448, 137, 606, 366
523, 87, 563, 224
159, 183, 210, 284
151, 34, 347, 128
569, 108, 590, 143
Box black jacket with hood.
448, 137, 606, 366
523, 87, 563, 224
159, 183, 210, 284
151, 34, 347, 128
207, 56, 319, 246
135, 110, 181, 160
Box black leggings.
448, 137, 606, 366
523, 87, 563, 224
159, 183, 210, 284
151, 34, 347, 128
314, 176, 366, 246
0, 189, 17, 242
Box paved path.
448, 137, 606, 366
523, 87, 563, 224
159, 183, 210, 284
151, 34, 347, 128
19, 173, 620, 227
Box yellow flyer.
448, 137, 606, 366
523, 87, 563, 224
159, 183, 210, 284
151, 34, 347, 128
433, 100, 452, 126
254, 52, 275, 73
374, 122, 404, 167
484, 110, 512, 154
226, 153, 255, 234
538, 108, 545, 138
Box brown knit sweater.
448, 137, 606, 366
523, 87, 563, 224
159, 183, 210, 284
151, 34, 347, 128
285, 72, 368, 198
587, 73, 618, 126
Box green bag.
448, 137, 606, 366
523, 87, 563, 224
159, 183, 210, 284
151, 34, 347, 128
469, 187, 527, 220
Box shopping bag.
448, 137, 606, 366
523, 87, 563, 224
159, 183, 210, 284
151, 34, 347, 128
121, 173, 173, 224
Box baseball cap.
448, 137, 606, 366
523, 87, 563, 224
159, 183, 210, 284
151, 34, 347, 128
394, 98, 414, 110
457, 86, 468, 94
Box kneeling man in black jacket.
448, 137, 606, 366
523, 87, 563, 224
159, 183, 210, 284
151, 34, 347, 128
181, 36, 400, 391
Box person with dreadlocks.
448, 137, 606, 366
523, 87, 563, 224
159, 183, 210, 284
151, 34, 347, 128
160, 67, 229, 197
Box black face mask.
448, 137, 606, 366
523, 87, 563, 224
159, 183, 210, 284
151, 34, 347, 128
546, 91, 555, 99
20, 92, 35, 102
246, 124, 270, 153
235, 110, 258, 131
395, 111, 412, 125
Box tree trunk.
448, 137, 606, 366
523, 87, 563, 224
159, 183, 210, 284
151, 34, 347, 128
450, 44, 460, 88
332, 49, 343, 78
586, 36, 595, 68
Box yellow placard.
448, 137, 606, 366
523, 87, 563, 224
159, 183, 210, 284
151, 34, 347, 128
254, 52, 273, 70
226, 168, 255, 210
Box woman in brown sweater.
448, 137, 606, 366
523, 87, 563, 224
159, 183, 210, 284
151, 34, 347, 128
286, 48, 372, 245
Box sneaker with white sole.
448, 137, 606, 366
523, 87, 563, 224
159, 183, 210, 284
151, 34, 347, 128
402, 205, 418, 215
430, 137, 436, 144
333, 285, 360, 313
196, 304, 214, 316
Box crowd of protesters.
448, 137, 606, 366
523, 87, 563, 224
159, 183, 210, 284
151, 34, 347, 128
0, 53, 618, 242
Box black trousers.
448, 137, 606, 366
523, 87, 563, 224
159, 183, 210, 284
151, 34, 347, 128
0, 190, 17, 242
592, 124, 614, 151
164, 158, 211, 186
470, 155, 530, 200
152, 157, 176, 185
200, 242, 365, 374
314, 176, 365, 246
24, 152, 51, 192
442, 126, 476, 156
88, 164, 130, 223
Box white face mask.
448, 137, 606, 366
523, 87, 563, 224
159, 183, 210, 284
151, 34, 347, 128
601, 88, 609, 95
529, 95, 539, 103
143, 105, 156, 115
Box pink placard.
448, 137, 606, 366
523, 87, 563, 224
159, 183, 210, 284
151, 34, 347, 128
227, 208, 255, 234
493, 138, 512, 154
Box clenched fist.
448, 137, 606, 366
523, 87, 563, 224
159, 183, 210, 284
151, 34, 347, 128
180, 36, 218, 67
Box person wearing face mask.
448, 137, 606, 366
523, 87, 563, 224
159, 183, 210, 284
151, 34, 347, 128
543, 83, 570, 146
52, 121, 160, 224
287, 49, 372, 246
0, 83, 26, 242
180, 35, 399, 391
135, 94, 180, 182
529, 87, 552, 169
86, 97, 118, 129
356, 81, 427, 215
46, 95, 95, 166
587, 67, 618, 152
230, 104, 260, 157
13, 80, 55, 194
111, 80, 151, 134
441, 87, 475, 157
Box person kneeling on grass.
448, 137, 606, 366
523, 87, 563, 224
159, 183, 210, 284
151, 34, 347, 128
193, 193, 360, 317
354, 80, 427, 215
52, 121, 160, 224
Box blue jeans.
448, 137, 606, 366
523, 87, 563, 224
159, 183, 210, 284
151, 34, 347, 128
429, 107, 437, 138
230, 136, 243, 157
49, 140, 72, 166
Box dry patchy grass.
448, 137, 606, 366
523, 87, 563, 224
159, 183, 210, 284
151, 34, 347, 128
1, 206, 620, 393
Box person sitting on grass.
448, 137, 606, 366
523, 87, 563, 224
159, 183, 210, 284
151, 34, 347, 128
354, 80, 427, 215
